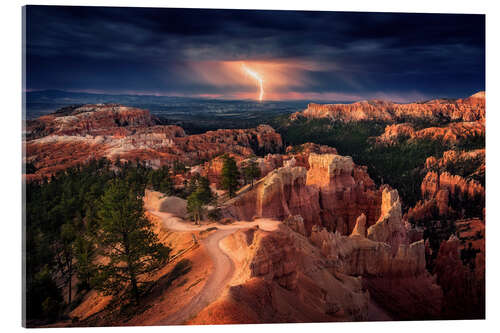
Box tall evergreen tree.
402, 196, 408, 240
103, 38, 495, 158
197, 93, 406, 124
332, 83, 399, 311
55, 221, 76, 304
186, 174, 212, 224
187, 191, 204, 224
73, 232, 97, 291
94, 179, 171, 304
221, 154, 240, 198
241, 158, 261, 188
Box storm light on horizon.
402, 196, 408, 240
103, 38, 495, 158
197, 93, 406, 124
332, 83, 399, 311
25, 6, 485, 102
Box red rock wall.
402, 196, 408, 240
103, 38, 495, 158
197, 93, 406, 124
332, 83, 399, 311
291, 92, 485, 123
226, 153, 382, 235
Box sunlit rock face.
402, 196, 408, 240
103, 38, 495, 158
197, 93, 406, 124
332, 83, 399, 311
305, 188, 442, 320
290, 91, 485, 123
191, 179, 442, 323
197, 225, 373, 324
224, 153, 433, 280
24, 104, 284, 181
375, 121, 485, 146
286, 143, 338, 169
305, 153, 381, 235
225, 152, 381, 235
225, 165, 322, 229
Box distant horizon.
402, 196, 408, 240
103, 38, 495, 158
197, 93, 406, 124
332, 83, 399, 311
25, 88, 484, 105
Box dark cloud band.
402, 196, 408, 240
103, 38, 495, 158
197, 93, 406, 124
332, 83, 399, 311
25, 6, 485, 101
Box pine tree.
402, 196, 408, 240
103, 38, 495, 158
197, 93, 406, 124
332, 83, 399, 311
73, 232, 97, 291
242, 158, 261, 188
187, 191, 204, 224
94, 179, 171, 304
54, 221, 76, 304
149, 166, 173, 195
186, 174, 213, 224
221, 154, 240, 198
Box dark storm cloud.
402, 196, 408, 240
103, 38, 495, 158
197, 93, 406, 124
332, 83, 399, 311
25, 6, 485, 100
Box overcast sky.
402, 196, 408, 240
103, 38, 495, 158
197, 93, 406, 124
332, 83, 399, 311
25, 6, 485, 102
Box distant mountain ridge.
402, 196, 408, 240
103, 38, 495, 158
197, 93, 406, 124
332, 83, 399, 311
290, 91, 485, 123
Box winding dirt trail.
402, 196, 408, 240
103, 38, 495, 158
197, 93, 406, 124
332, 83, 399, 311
149, 211, 279, 325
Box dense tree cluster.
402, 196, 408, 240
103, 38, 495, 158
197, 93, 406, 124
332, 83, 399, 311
25, 159, 176, 324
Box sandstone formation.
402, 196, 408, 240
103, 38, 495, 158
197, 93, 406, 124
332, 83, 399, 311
198, 143, 339, 190
433, 228, 485, 319
26, 93, 485, 324
192, 225, 373, 324
197, 182, 442, 323
421, 171, 484, 201
306, 153, 380, 234
375, 121, 485, 145
350, 214, 366, 237
25, 104, 157, 139
199, 153, 285, 189
224, 153, 381, 235
285, 142, 338, 168
424, 149, 485, 179
290, 92, 485, 123
24, 104, 283, 181
308, 188, 426, 278
407, 170, 485, 223
308, 188, 442, 320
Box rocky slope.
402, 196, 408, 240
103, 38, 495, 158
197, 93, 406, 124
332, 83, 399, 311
375, 121, 485, 145
25, 104, 158, 139
433, 223, 485, 320
404, 148, 485, 320
24, 104, 283, 181
290, 92, 485, 123
190, 180, 442, 323
407, 171, 484, 224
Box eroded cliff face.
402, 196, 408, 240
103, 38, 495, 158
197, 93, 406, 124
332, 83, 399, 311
199, 153, 285, 189
375, 121, 485, 145
433, 228, 485, 319
225, 165, 322, 229
24, 105, 283, 181
25, 104, 158, 139
196, 143, 338, 190
193, 184, 442, 324
290, 92, 485, 123
225, 153, 381, 235
308, 188, 442, 320
407, 171, 485, 223
308, 188, 426, 278
191, 225, 373, 324
306, 153, 380, 234
425, 148, 485, 175
404, 148, 485, 319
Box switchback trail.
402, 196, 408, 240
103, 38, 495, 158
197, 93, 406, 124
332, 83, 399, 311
149, 211, 280, 325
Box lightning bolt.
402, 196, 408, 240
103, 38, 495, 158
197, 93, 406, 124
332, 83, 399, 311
242, 64, 264, 101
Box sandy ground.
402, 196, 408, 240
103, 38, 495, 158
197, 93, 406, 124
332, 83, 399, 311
148, 210, 280, 325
